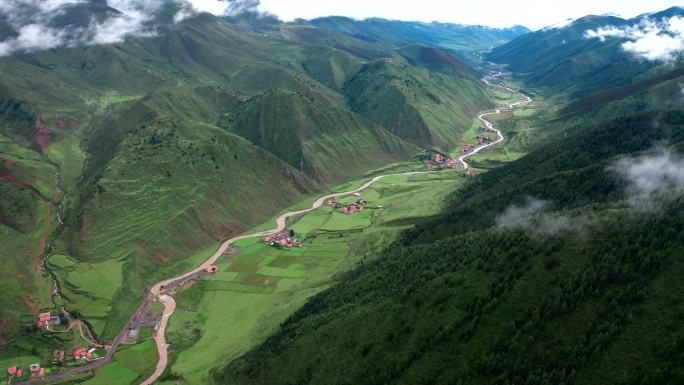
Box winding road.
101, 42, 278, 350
14, 72, 530, 385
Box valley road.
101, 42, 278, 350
13, 72, 530, 385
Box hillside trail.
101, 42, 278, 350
12, 72, 530, 385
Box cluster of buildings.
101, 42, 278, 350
264, 230, 302, 248
326, 198, 369, 215
460, 144, 474, 154
72, 347, 96, 361
6, 362, 46, 380
425, 153, 463, 170
37, 312, 62, 330
476, 135, 493, 144
5, 347, 99, 380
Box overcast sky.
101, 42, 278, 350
257, 0, 683, 29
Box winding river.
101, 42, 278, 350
13, 72, 531, 385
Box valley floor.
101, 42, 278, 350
6, 72, 538, 385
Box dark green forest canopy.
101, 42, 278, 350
215, 110, 684, 385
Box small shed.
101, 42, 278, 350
205, 265, 218, 273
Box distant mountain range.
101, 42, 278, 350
213, 6, 684, 385
488, 6, 684, 99
0, 1, 498, 349
309, 16, 530, 63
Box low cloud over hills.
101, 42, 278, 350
585, 14, 684, 62
0, 0, 263, 56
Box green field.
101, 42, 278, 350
157, 169, 468, 384
79, 340, 158, 385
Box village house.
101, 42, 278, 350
53, 350, 66, 363
477, 135, 493, 144
425, 152, 463, 170
73, 347, 93, 361
264, 230, 301, 249
205, 265, 218, 273
7, 367, 17, 377
465, 170, 476, 177
341, 204, 365, 215
461, 144, 474, 154
326, 200, 343, 208
37, 312, 51, 329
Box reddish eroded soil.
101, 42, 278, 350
34, 203, 52, 260
32, 118, 53, 152
0, 156, 18, 166
53, 115, 80, 131
23, 296, 40, 313
80, 212, 89, 243
1, 170, 34, 191
178, 278, 200, 291
0, 321, 7, 349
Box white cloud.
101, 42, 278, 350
87, 0, 165, 45
0, 0, 167, 56
585, 16, 684, 62
175, 0, 261, 21
495, 197, 550, 228
495, 197, 582, 236
258, 0, 682, 30
0, 0, 267, 55
610, 151, 684, 197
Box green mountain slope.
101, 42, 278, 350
0, 4, 493, 353
310, 17, 529, 63
345, 58, 492, 150
216, 110, 684, 385
221, 90, 417, 184
488, 8, 684, 99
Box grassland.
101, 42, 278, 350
155, 169, 468, 385
75, 340, 158, 385
49, 255, 126, 335
0, 7, 500, 374
215, 106, 684, 385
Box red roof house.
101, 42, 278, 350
74, 347, 87, 360
37, 312, 51, 327
7, 367, 17, 376
16, 369, 23, 377
38, 368, 45, 377
205, 265, 218, 273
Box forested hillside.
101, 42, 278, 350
216, 109, 684, 385
0, 2, 494, 352
488, 7, 684, 99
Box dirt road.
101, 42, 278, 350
14, 72, 530, 385
139, 171, 431, 385
458, 72, 531, 169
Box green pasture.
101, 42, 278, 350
161, 168, 469, 384
79, 340, 158, 385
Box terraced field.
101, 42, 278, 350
157, 170, 468, 384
